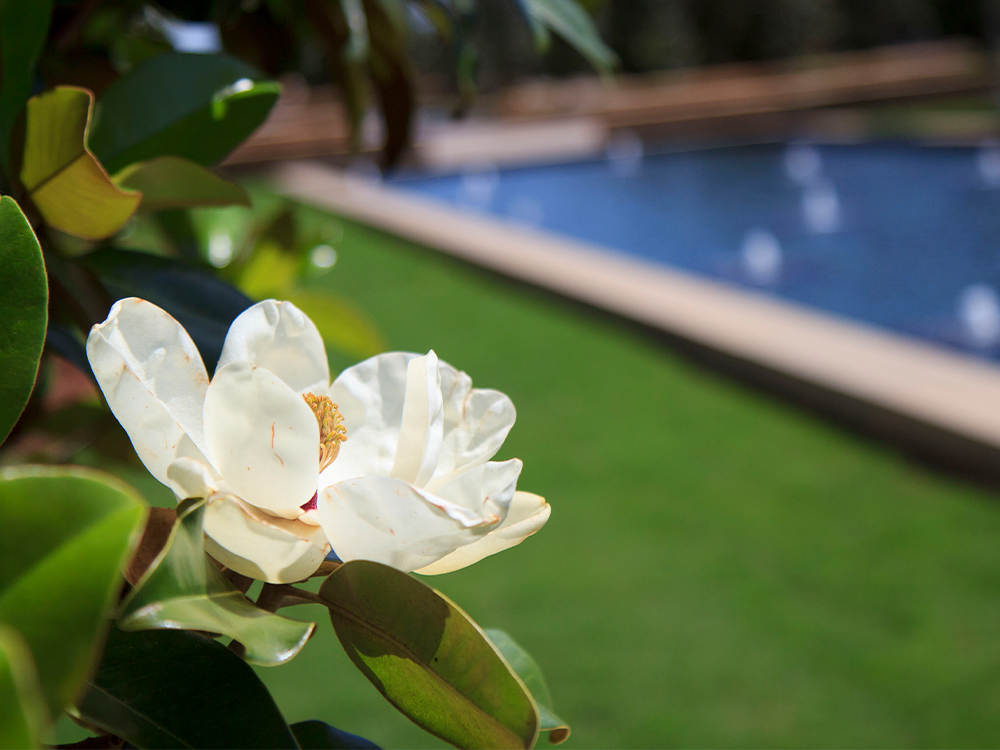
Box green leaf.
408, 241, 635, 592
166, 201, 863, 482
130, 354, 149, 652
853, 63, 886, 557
119, 498, 314, 667
113, 156, 251, 211
0, 624, 49, 750
20, 87, 141, 240
237, 240, 300, 299
81, 248, 252, 373
484, 630, 570, 745
0, 0, 53, 176
319, 561, 539, 750
290, 720, 380, 749
0, 465, 145, 718
0, 197, 47, 446
289, 291, 386, 360
89, 52, 281, 174
77, 627, 298, 749
517, 0, 618, 73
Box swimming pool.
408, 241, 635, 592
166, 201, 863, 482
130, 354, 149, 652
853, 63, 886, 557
390, 142, 1000, 362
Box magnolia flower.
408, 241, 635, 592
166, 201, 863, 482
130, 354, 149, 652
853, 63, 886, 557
87, 298, 550, 583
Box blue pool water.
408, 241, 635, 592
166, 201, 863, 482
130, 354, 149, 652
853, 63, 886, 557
390, 142, 1000, 362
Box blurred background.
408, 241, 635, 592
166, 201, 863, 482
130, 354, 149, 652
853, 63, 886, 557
22, 0, 1000, 747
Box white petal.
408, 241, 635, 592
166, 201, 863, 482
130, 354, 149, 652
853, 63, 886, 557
202, 495, 329, 583
323, 352, 418, 482
216, 300, 329, 395
87, 298, 211, 484
433, 458, 521, 518
204, 362, 319, 518
165, 457, 220, 499
317, 475, 496, 573
389, 350, 443, 487
426, 361, 516, 492
415, 491, 550, 575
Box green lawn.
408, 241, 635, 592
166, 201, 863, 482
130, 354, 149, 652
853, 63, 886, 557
232, 210, 1000, 749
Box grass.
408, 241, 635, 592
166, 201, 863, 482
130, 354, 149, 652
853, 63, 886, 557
239, 210, 1000, 749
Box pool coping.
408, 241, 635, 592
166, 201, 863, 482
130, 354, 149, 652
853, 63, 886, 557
275, 160, 1000, 481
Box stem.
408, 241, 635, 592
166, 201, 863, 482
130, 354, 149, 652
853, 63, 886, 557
254, 583, 286, 613
221, 567, 254, 594
256, 583, 326, 611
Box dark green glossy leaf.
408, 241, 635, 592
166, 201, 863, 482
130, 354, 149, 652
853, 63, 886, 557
290, 720, 380, 749
119, 499, 314, 667
77, 627, 298, 750
89, 52, 280, 174
20, 87, 142, 240
43, 249, 113, 334
319, 561, 539, 750
43, 323, 91, 381
0, 466, 145, 718
484, 630, 570, 745
113, 156, 250, 211
516, 0, 618, 73
155, 209, 202, 261
81, 248, 252, 373
0, 197, 47, 445
0, 624, 49, 749
0, 0, 53, 176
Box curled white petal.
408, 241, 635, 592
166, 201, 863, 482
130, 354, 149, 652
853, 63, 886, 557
204, 362, 319, 518
427, 361, 516, 492
202, 495, 329, 583
216, 300, 329, 395
415, 491, 550, 575
317, 475, 497, 573
433, 458, 521, 518
166, 457, 221, 499
87, 298, 211, 484
389, 350, 443, 487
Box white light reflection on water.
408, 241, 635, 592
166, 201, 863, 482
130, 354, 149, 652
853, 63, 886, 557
959, 283, 1000, 348
606, 130, 644, 177
783, 143, 822, 186
802, 180, 841, 234
459, 163, 500, 210
741, 228, 783, 285
507, 196, 545, 227
976, 141, 1000, 188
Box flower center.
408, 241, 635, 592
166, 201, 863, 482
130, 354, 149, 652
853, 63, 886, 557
303, 393, 347, 472
301, 491, 318, 512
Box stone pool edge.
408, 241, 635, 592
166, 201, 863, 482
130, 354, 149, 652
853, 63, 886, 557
275, 160, 1000, 484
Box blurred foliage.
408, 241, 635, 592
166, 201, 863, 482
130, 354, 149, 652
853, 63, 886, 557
451, 0, 990, 84
31, 0, 615, 167
601, 0, 988, 73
